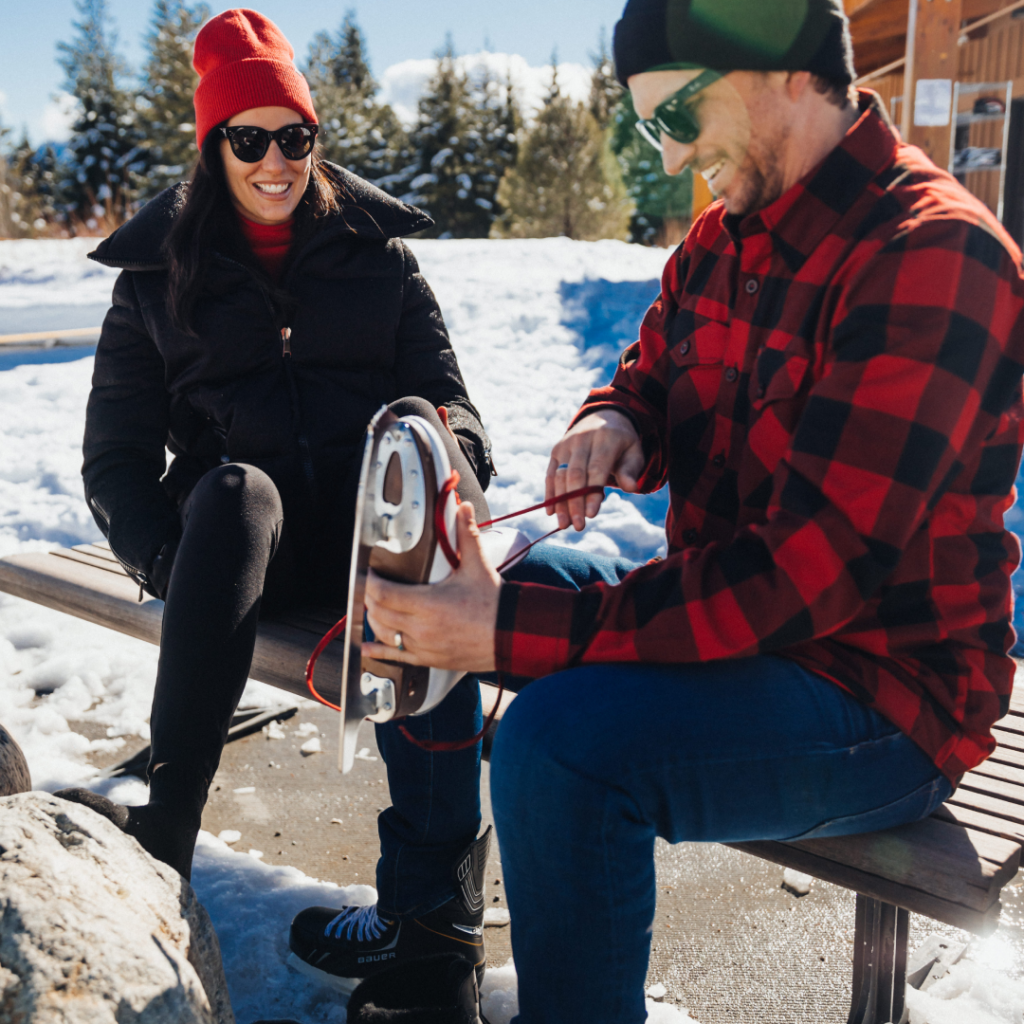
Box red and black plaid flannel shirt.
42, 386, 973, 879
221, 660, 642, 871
494, 93, 1024, 782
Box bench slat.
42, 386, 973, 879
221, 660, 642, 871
52, 548, 135, 577
988, 745, 1024, 770
782, 816, 1018, 911
948, 787, 1024, 828
933, 802, 1024, 845
729, 839, 1003, 935
994, 715, 1024, 738
965, 758, 1024, 789
957, 774, 1024, 808
71, 542, 120, 563
992, 727, 1024, 753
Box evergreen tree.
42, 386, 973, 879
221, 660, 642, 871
407, 43, 521, 237
58, 0, 145, 229
305, 13, 410, 190
588, 30, 623, 130
0, 128, 61, 237
611, 90, 693, 245
137, 0, 209, 200
491, 69, 631, 241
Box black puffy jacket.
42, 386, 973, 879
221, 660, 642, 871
83, 166, 491, 594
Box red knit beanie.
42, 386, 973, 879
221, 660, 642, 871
193, 9, 317, 150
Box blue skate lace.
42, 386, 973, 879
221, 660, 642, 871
325, 904, 391, 942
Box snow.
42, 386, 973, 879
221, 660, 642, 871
1, 237, 1022, 1023
782, 868, 813, 895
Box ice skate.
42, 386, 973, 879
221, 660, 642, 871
339, 407, 527, 772
287, 827, 491, 995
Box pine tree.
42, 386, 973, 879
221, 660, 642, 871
589, 30, 623, 130
491, 69, 632, 241
407, 42, 521, 237
137, 0, 209, 200
58, 0, 145, 229
0, 128, 62, 237
305, 13, 410, 190
611, 90, 693, 245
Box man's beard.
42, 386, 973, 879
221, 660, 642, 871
722, 127, 789, 217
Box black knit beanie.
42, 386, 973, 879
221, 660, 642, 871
613, 0, 854, 86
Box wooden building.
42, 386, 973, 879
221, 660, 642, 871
693, 0, 1024, 244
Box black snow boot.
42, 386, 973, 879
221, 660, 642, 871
55, 762, 209, 881
346, 953, 482, 1024
288, 827, 491, 995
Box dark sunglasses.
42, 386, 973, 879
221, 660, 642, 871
218, 123, 319, 163
635, 70, 722, 151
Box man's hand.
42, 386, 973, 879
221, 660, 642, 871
363, 502, 500, 672
547, 409, 644, 530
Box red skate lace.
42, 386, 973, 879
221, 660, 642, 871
305, 478, 606, 752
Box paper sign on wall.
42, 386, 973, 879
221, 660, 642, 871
914, 79, 953, 127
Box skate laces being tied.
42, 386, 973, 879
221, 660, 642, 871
325, 904, 392, 942
304, 477, 608, 748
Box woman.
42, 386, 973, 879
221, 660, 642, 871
56, 9, 492, 884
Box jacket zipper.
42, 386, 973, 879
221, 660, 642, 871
279, 326, 318, 497
89, 497, 151, 602
220, 256, 319, 501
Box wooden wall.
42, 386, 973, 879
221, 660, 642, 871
860, 13, 1024, 219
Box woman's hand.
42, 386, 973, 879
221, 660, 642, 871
546, 409, 644, 531
363, 502, 500, 672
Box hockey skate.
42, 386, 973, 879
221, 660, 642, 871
339, 406, 527, 773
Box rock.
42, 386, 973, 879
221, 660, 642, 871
0, 723, 31, 796
0, 791, 235, 1024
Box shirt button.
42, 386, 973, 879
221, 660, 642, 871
712, 453, 726, 468
679, 340, 690, 355
220, 455, 230, 464
756, 385, 766, 398
725, 366, 738, 382
746, 279, 759, 294
683, 529, 699, 545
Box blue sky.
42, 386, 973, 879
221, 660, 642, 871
1, 0, 626, 145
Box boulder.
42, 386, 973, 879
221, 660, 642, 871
0, 724, 30, 796
0, 792, 234, 1024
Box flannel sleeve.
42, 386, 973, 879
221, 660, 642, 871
495, 220, 1024, 678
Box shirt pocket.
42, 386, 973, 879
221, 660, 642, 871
669, 319, 729, 370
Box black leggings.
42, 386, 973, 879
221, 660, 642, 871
148, 397, 489, 782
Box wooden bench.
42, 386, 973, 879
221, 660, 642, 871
1, 541, 1021, 1024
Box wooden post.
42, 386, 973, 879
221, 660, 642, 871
903, 0, 963, 168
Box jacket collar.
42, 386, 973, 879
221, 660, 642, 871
722, 90, 900, 272
88, 162, 433, 271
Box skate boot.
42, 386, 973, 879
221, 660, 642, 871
339, 407, 527, 772
287, 827, 491, 995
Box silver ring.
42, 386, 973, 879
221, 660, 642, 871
394, 632, 404, 652
557, 463, 569, 471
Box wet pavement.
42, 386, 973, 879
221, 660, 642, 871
85, 698, 1024, 1023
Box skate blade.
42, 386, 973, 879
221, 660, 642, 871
340, 408, 442, 771
285, 951, 362, 995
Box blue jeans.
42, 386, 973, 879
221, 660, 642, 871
373, 543, 637, 916
375, 544, 951, 1024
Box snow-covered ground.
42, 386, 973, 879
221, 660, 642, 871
0, 237, 1021, 1023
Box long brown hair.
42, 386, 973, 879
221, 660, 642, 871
164, 127, 344, 333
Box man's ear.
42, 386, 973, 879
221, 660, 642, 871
785, 71, 813, 102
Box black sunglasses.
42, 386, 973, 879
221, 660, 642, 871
218, 123, 319, 163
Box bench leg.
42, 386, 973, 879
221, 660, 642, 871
847, 894, 909, 1024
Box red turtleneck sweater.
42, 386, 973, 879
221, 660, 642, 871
238, 214, 293, 282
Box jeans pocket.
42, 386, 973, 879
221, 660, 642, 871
783, 774, 954, 841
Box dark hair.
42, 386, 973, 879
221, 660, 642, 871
810, 73, 854, 109
165, 126, 344, 333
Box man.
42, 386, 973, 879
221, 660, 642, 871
297, 1, 1024, 1020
